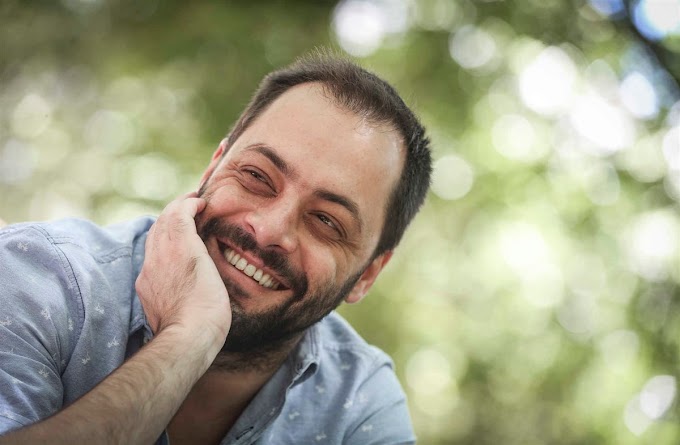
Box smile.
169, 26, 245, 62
223, 247, 281, 290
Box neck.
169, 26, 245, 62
167, 334, 303, 445
167, 368, 273, 445
209, 333, 303, 373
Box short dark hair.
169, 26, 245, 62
225, 51, 432, 258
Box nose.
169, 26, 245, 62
244, 198, 299, 253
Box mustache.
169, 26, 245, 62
198, 217, 308, 298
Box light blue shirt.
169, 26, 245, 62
0, 217, 416, 444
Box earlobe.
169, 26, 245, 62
198, 139, 228, 190
345, 251, 394, 304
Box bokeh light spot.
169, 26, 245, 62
624, 395, 653, 436
449, 25, 497, 70
406, 348, 453, 396
619, 72, 659, 119
84, 110, 136, 154
569, 94, 634, 155
127, 154, 180, 201
491, 113, 544, 162
632, 0, 680, 40
640, 375, 676, 420
11, 94, 52, 139
332, 0, 410, 57
625, 209, 680, 281
581, 161, 621, 205
588, 0, 624, 17
519, 46, 577, 116
431, 154, 474, 200
598, 330, 639, 372
557, 294, 596, 335
0, 140, 35, 185
619, 134, 668, 183
499, 222, 551, 272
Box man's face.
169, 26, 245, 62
196, 83, 403, 353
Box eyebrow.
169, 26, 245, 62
246, 143, 364, 230
314, 190, 363, 230
249, 144, 293, 178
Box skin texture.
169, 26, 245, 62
0, 82, 405, 445
194, 83, 402, 368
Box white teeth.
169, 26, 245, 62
235, 258, 247, 271
223, 248, 281, 290
259, 273, 271, 286
244, 264, 256, 277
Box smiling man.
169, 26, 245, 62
0, 54, 431, 444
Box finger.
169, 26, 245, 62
155, 194, 204, 229
180, 190, 199, 200
175, 197, 206, 220
156, 199, 206, 243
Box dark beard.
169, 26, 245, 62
197, 216, 365, 370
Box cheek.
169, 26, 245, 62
202, 179, 253, 213
299, 249, 347, 290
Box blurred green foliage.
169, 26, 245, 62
1, 1, 679, 444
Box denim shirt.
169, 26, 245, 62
0, 217, 416, 444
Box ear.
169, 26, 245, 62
198, 139, 228, 190
345, 251, 394, 304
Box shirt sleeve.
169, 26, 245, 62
344, 361, 416, 445
0, 224, 80, 434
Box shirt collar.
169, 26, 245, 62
287, 318, 322, 384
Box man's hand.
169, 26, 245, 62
136, 192, 231, 344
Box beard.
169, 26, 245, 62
196, 215, 366, 366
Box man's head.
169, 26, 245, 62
220, 52, 432, 259
196, 53, 431, 357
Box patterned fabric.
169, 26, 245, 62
0, 217, 416, 444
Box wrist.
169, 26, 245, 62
156, 321, 226, 364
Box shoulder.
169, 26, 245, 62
1, 216, 154, 258
0, 217, 156, 431
313, 311, 394, 370
0, 217, 154, 262
287, 312, 415, 444
309, 312, 403, 403
0, 220, 81, 300
0, 216, 155, 352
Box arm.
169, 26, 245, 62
0, 324, 220, 444
0, 193, 231, 444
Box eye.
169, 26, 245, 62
248, 169, 267, 182
241, 167, 275, 194
317, 214, 335, 228
312, 213, 345, 240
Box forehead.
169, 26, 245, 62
228, 83, 404, 239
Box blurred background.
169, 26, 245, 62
1, 0, 679, 443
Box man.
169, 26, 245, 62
0, 53, 431, 444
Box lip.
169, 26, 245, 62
215, 239, 291, 292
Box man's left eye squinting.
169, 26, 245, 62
249, 170, 266, 182
318, 214, 335, 228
